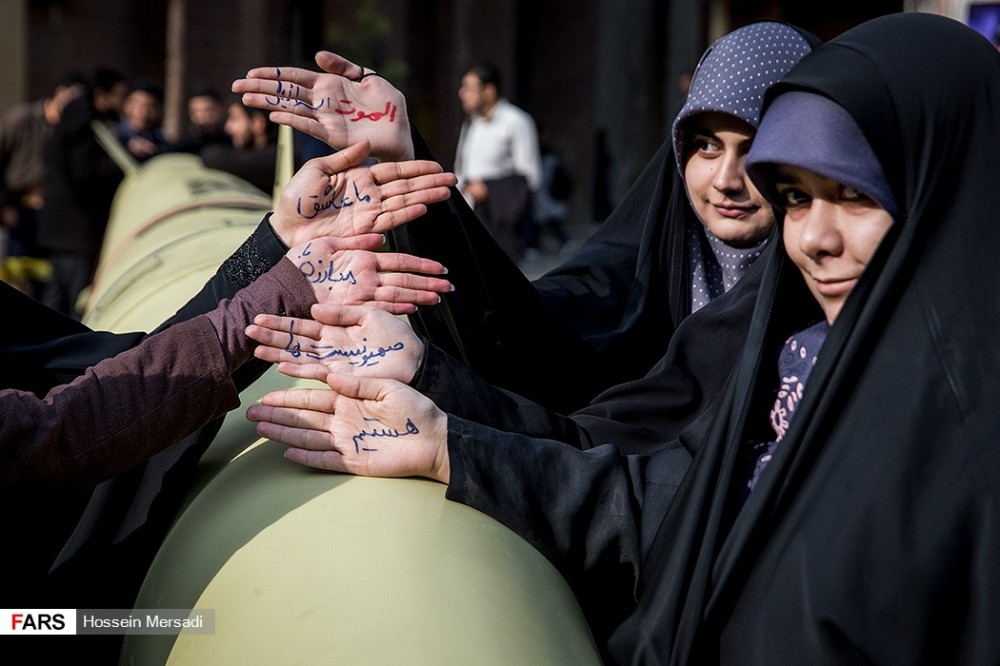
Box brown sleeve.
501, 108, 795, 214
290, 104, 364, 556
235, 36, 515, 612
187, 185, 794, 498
205, 256, 316, 370
0, 316, 238, 489
0, 258, 315, 490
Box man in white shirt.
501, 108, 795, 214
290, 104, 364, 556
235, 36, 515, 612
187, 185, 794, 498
454, 62, 542, 261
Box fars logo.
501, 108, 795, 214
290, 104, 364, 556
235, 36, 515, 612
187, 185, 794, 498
0, 609, 76, 635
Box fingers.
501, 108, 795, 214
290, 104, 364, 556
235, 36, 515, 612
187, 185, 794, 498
310, 140, 371, 175
370, 160, 444, 183
324, 372, 391, 401
247, 314, 324, 340
248, 401, 337, 450
283, 447, 348, 473
377, 172, 457, 199
374, 302, 418, 316
309, 303, 371, 326
373, 252, 447, 276
257, 110, 327, 141
258, 387, 337, 411
369, 205, 429, 233
241, 66, 321, 88
377, 270, 452, 293
247, 324, 321, 354
370, 285, 443, 307
253, 343, 319, 366
276, 361, 334, 382
379, 190, 453, 221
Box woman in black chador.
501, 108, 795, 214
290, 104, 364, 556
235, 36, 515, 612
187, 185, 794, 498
254, 13, 1000, 663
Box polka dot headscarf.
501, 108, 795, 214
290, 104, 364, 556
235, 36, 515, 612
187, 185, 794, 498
672, 21, 814, 312
672, 21, 815, 166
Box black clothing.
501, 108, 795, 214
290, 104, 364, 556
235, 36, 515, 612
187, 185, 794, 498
395, 23, 819, 416
413, 251, 763, 455
38, 95, 123, 256
395, 134, 695, 414
443, 247, 769, 646
200, 143, 278, 195
39, 95, 125, 316
607, 14, 1000, 663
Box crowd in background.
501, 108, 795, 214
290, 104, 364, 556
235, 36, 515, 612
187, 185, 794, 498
0, 67, 290, 319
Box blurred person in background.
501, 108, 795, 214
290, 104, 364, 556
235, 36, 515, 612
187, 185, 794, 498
454, 61, 542, 262
39, 66, 127, 318
116, 78, 170, 163
528, 128, 573, 258
0, 71, 85, 298
200, 96, 277, 194
173, 87, 230, 154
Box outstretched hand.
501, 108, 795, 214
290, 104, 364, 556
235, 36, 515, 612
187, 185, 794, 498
284, 240, 452, 315
247, 303, 425, 382
269, 140, 455, 248
233, 51, 415, 161
246, 373, 450, 482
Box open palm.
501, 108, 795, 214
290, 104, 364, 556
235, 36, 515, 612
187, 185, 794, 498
247, 304, 423, 382
233, 52, 414, 161
271, 141, 455, 247
246, 374, 449, 481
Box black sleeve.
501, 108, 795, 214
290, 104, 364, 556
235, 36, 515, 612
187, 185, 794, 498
0, 280, 143, 394
446, 416, 691, 645
412, 342, 594, 447
151, 214, 288, 392
571, 255, 766, 455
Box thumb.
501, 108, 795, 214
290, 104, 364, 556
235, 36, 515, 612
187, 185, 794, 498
315, 140, 371, 176
326, 372, 391, 401
310, 303, 368, 327
315, 51, 362, 78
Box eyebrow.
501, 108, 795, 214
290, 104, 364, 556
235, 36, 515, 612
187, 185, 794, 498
687, 125, 717, 140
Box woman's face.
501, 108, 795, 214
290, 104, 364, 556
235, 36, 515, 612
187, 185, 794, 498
683, 112, 775, 247
776, 165, 894, 324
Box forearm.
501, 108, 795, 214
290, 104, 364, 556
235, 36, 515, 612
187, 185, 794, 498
204, 257, 316, 371
0, 258, 316, 490
0, 316, 237, 490
155, 215, 296, 392
153, 214, 289, 334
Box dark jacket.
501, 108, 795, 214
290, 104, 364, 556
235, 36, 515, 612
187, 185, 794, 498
38, 95, 124, 254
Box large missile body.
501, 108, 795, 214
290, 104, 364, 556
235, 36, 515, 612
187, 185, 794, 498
82, 151, 600, 664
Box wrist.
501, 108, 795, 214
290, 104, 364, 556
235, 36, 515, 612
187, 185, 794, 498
429, 411, 450, 484
375, 127, 415, 162
404, 338, 426, 384
268, 210, 297, 247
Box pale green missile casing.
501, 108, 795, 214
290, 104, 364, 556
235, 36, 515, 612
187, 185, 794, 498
85, 152, 600, 664
84, 152, 272, 331
122, 442, 601, 666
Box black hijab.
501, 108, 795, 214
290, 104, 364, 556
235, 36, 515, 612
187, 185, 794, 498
608, 13, 1000, 664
